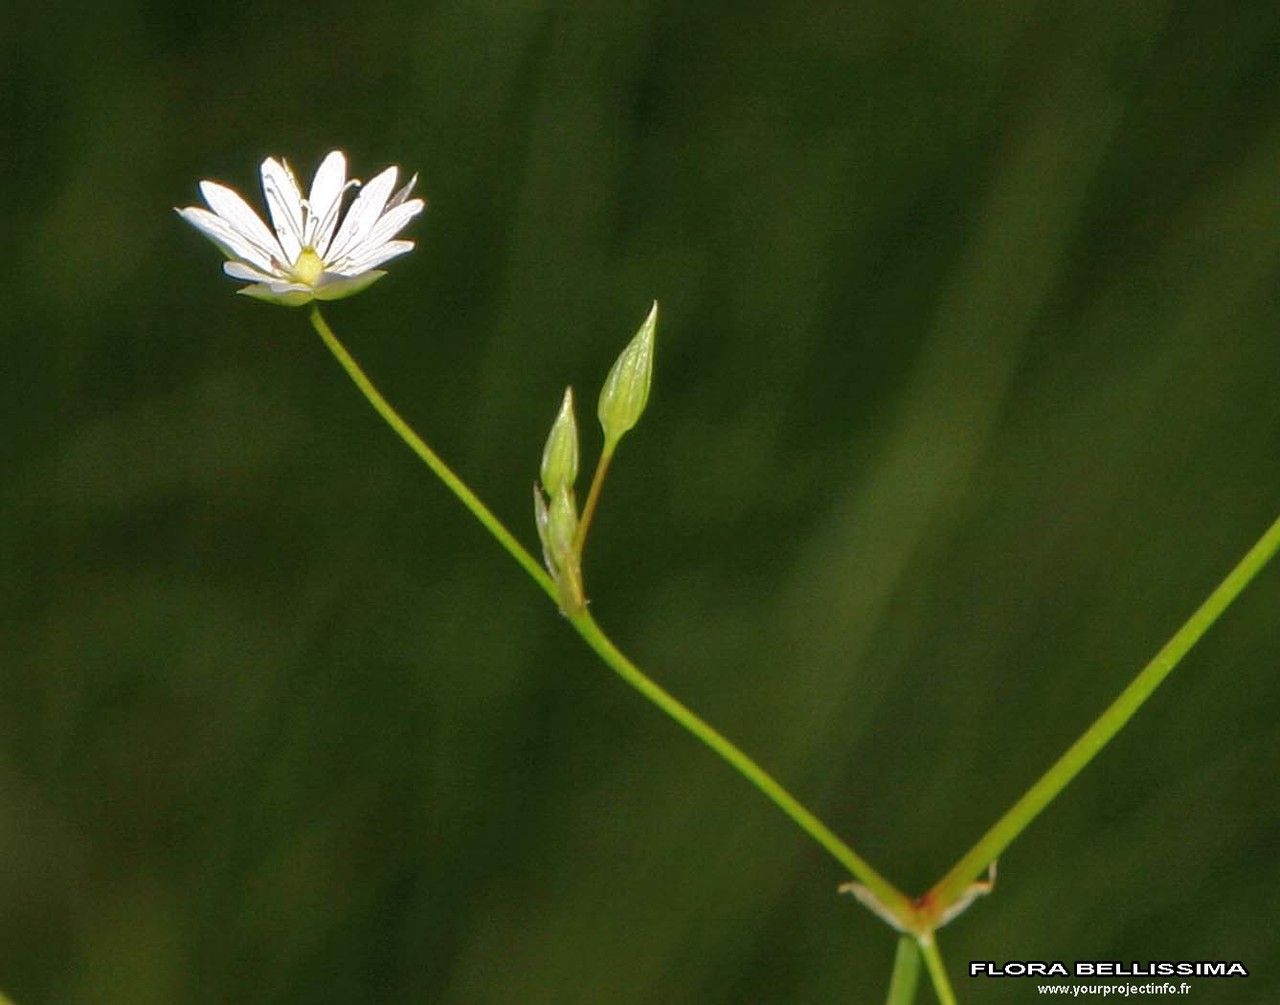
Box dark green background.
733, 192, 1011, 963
3, 2, 1279, 1002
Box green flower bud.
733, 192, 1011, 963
533, 483, 585, 613
533, 483, 553, 564
598, 301, 657, 445
547, 484, 579, 563
540, 387, 579, 497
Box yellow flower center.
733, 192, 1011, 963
290, 247, 325, 286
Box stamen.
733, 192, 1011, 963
299, 197, 316, 247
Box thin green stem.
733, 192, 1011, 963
926, 510, 1280, 916
917, 936, 957, 1005
885, 935, 921, 1005
307, 307, 911, 920
574, 439, 616, 552
309, 306, 557, 603
565, 606, 914, 920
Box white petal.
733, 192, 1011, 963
327, 199, 421, 273
326, 198, 423, 273
333, 239, 415, 276
260, 157, 306, 263
325, 165, 397, 264
223, 260, 283, 283
199, 181, 284, 266
387, 172, 419, 209
178, 206, 276, 271
307, 150, 347, 253
362, 198, 424, 253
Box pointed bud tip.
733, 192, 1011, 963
540, 385, 580, 497
598, 301, 658, 444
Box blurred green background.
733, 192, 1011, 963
3, 1, 1279, 1002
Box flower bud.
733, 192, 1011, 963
534, 483, 552, 563
533, 483, 585, 613
547, 484, 579, 563
540, 387, 579, 497
598, 301, 657, 445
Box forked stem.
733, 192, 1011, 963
308, 304, 1280, 998
307, 306, 910, 919
924, 509, 1280, 916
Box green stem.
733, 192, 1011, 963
918, 936, 957, 1005
309, 306, 557, 603
885, 936, 921, 1005
307, 307, 911, 918
574, 439, 616, 552
926, 510, 1280, 915
565, 606, 913, 920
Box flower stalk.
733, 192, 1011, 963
574, 440, 615, 553
307, 307, 557, 603
918, 936, 958, 1005
924, 508, 1280, 918
307, 305, 911, 918
884, 936, 921, 1005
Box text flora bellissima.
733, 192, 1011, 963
969, 961, 1248, 978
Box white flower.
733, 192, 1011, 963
177, 150, 425, 306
